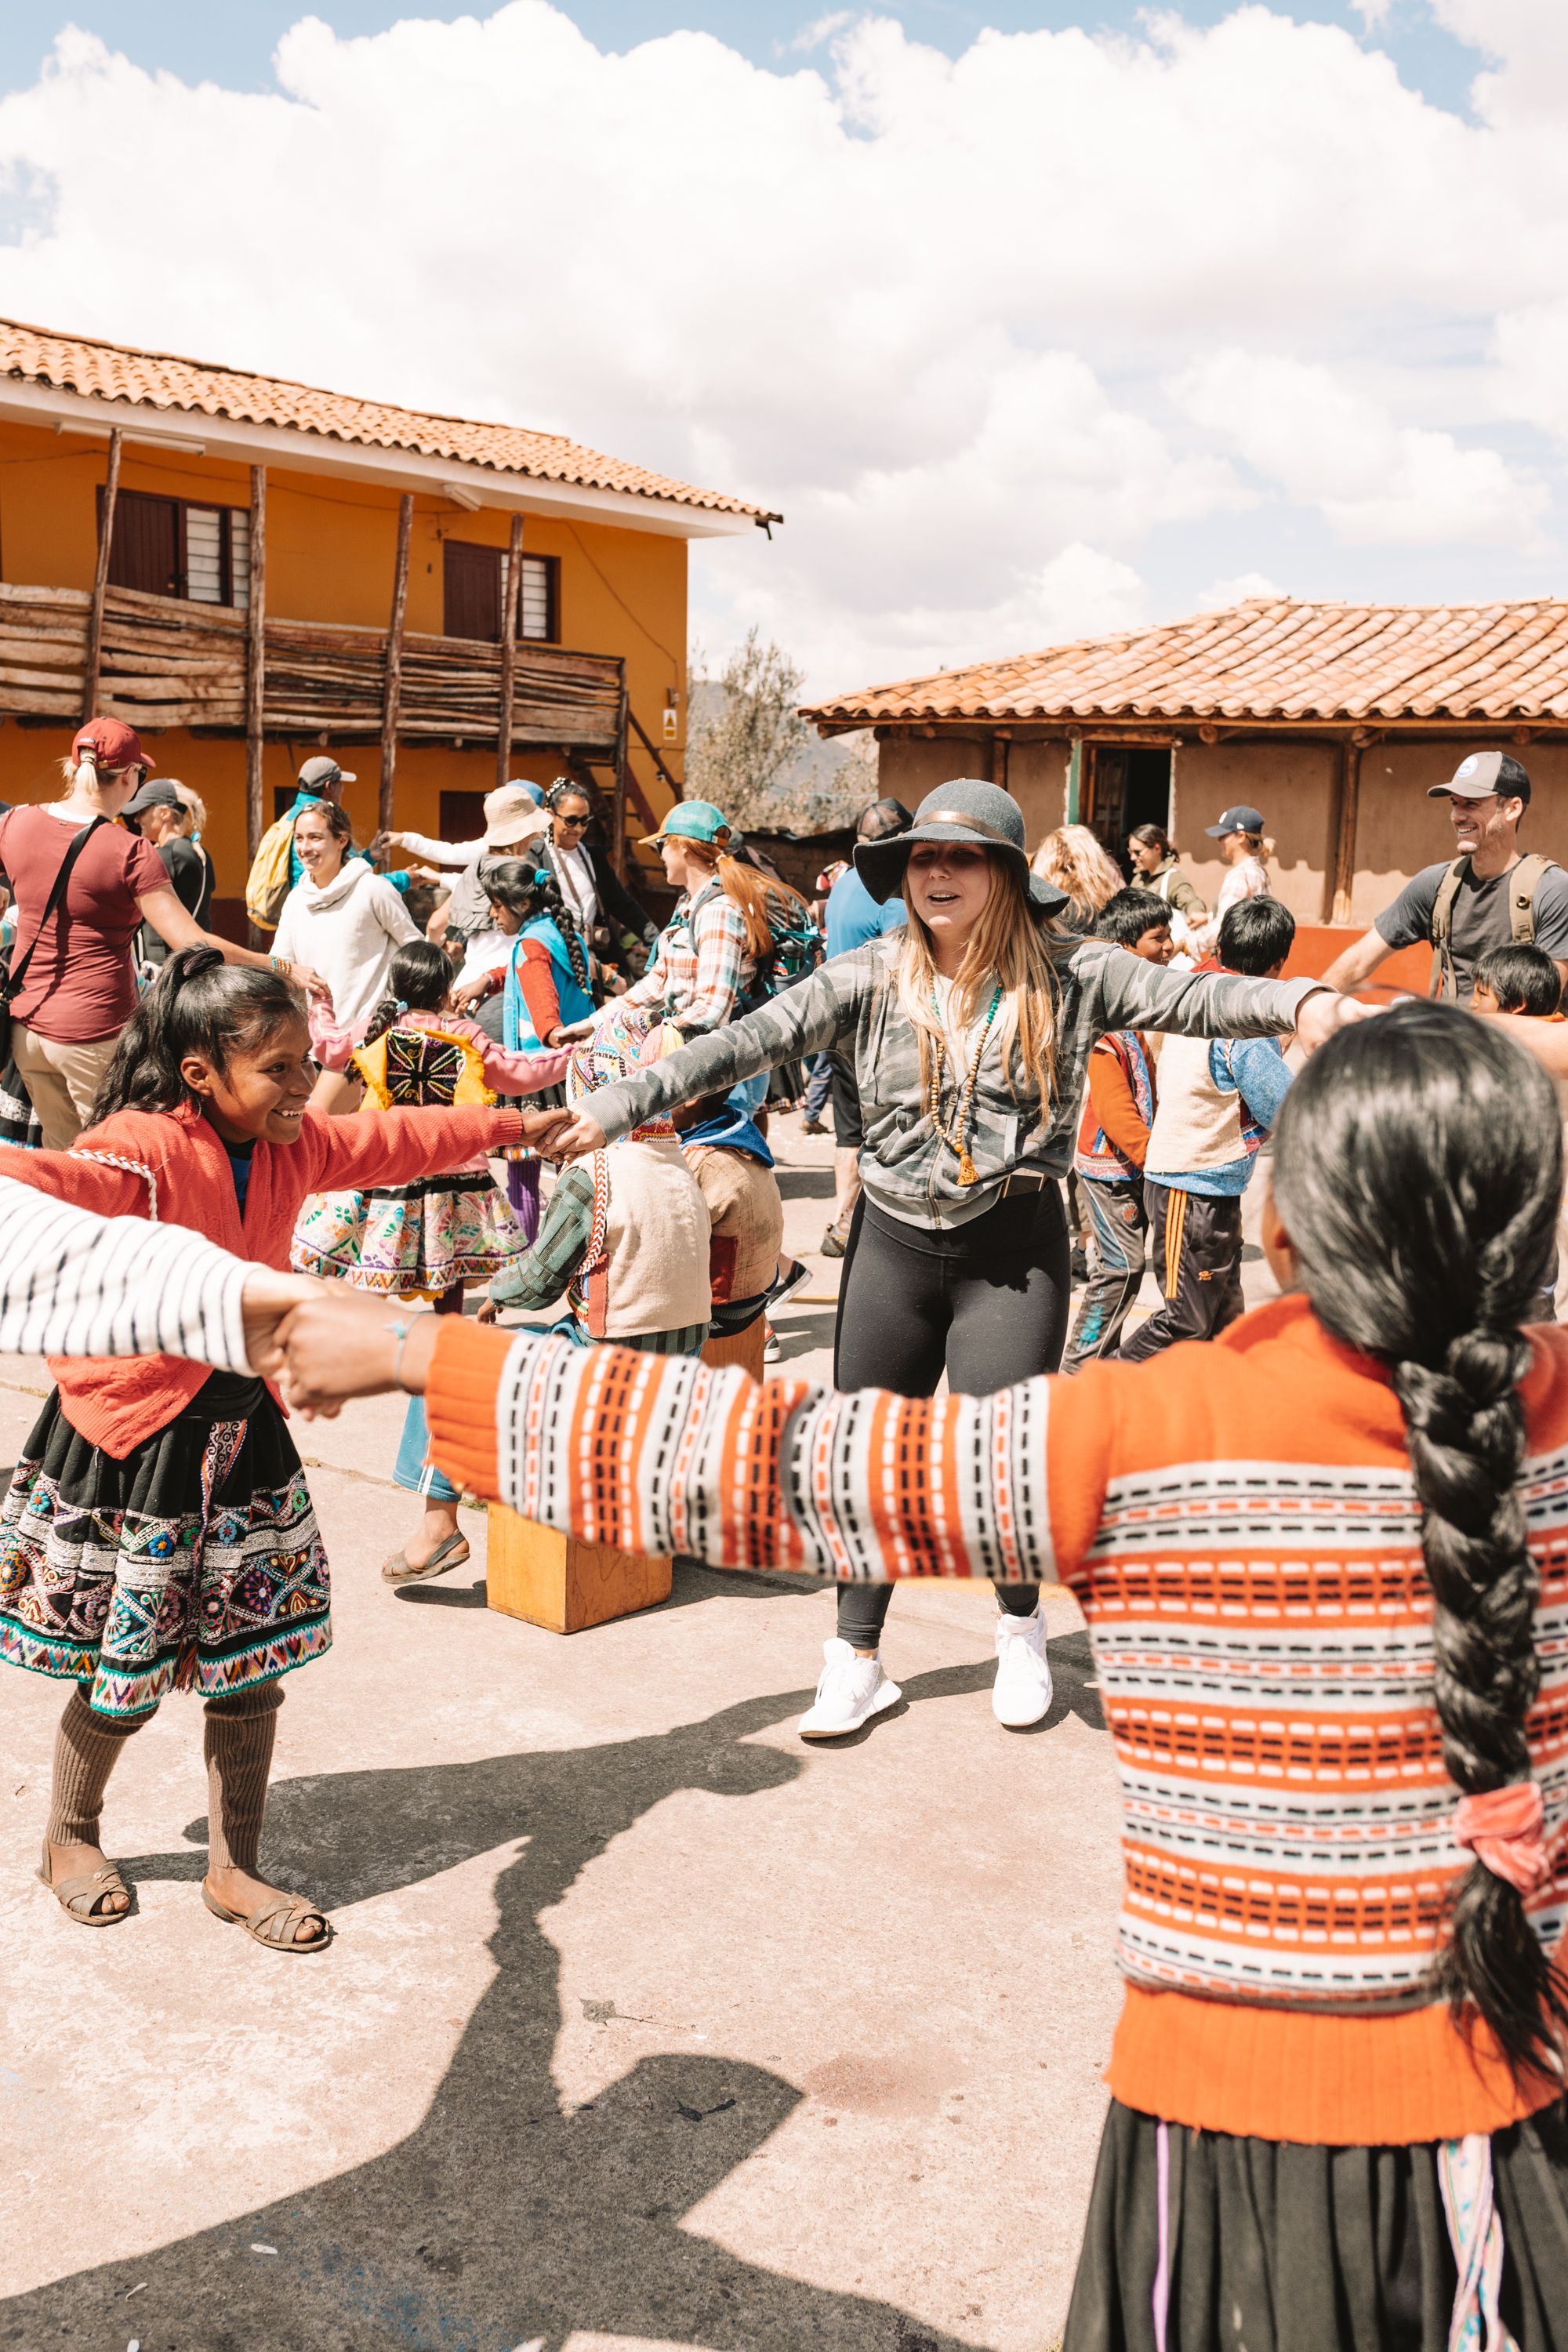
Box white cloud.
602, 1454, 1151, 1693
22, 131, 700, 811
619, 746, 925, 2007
0, 4, 1563, 691
1170, 350, 1547, 549
1195, 572, 1282, 611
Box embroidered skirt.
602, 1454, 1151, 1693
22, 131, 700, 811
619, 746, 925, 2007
1064, 2095, 1568, 2352
0, 1375, 329, 1719
291, 1170, 529, 1299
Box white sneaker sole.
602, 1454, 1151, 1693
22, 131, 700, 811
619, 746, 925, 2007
799, 1676, 902, 1740
993, 1667, 1053, 1729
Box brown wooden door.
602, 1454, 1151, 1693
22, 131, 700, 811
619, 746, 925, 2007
105, 488, 181, 596
443, 541, 503, 640
438, 790, 488, 844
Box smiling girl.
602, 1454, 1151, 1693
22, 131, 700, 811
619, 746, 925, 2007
0, 948, 564, 1951
548, 779, 1365, 1740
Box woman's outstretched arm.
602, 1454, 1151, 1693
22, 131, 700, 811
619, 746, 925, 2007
266, 1303, 1105, 1585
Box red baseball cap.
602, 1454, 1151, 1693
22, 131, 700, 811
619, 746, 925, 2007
71, 717, 151, 777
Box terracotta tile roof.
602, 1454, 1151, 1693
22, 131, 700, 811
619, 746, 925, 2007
804, 597, 1568, 728
0, 316, 778, 523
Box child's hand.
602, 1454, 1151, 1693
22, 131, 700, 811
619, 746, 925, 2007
519, 1106, 575, 1152
476, 1298, 499, 1326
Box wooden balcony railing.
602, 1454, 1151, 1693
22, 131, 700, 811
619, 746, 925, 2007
0, 580, 627, 754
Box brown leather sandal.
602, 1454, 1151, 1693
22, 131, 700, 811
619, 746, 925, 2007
202, 1883, 332, 1952
36, 1840, 129, 1926
380, 1532, 470, 1584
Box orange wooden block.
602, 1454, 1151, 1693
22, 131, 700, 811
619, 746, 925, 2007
701, 1316, 767, 1381
485, 1506, 672, 1634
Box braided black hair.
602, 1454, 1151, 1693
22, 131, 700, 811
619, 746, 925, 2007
1272, 1001, 1568, 2080
89, 947, 306, 1121
485, 857, 591, 996
362, 939, 454, 1047
546, 775, 591, 814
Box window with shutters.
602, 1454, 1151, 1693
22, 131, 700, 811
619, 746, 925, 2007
442, 542, 560, 643
101, 488, 250, 606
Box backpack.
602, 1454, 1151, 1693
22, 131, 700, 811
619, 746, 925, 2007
682, 878, 824, 1016
1428, 851, 1559, 1000
245, 813, 297, 931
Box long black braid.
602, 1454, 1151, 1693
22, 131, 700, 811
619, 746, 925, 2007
485, 858, 591, 997
1272, 1001, 1568, 2080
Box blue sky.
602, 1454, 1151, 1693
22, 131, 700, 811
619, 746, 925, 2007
0, 4, 1557, 695
0, 3, 1490, 125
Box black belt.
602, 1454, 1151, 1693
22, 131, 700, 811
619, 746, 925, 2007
996, 1168, 1050, 1196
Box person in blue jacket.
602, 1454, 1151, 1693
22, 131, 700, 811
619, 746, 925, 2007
819, 797, 913, 1253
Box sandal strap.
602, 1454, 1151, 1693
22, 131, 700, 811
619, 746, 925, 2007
51, 1865, 127, 1918
245, 1898, 328, 1947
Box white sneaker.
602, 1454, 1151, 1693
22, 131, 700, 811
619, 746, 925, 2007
798, 1637, 902, 1739
992, 1610, 1053, 1726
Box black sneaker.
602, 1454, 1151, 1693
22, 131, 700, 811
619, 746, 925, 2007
1069, 1247, 1090, 1284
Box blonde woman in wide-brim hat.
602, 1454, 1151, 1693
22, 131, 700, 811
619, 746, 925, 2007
549, 779, 1363, 1742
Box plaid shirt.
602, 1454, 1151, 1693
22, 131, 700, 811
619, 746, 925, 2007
586, 935, 1319, 1229
624, 882, 755, 1036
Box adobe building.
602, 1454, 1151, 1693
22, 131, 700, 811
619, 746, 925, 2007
802, 597, 1568, 957
0, 317, 778, 934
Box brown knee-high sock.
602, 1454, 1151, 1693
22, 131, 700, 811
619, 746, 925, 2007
45, 1688, 153, 1846
203, 1684, 283, 1873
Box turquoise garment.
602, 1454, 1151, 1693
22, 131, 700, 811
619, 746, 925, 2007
503, 916, 593, 1051
285, 790, 412, 895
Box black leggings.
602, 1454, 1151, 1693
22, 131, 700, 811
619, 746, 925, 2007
831, 1186, 1071, 1646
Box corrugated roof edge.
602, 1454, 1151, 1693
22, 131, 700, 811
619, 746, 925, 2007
0, 312, 783, 524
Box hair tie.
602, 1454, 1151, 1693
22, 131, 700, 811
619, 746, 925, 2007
174, 946, 224, 986
394, 998, 408, 1014
1453, 1781, 1551, 1896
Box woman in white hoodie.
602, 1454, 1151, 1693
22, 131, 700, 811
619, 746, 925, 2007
270, 802, 420, 1034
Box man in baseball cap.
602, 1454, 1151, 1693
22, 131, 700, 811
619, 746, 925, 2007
1323, 749, 1568, 1003
273, 753, 418, 901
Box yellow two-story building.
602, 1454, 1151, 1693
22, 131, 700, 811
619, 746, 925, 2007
0, 318, 777, 934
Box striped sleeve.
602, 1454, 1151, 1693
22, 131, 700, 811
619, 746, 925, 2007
425, 1319, 1086, 1581
0, 1176, 254, 1370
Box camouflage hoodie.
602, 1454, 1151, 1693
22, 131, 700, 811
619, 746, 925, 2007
582, 929, 1323, 1231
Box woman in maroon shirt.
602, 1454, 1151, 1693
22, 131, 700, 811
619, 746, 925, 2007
0, 719, 325, 1148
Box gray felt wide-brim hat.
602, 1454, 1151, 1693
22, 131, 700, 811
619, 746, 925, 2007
853, 779, 1069, 915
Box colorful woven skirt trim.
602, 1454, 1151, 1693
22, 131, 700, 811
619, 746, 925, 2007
292, 1171, 529, 1298
0, 1375, 329, 1719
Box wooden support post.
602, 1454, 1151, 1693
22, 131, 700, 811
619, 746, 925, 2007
495, 510, 524, 790
485, 1507, 671, 1634
379, 493, 414, 847
82, 426, 122, 723
612, 675, 630, 881
245, 467, 267, 940
1065, 736, 1083, 826
1331, 739, 1362, 926
994, 732, 1011, 797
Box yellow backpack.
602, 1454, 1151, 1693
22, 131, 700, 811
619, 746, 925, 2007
244, 814, 298, 931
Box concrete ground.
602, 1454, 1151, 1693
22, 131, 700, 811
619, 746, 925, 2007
0, 1118, 1276, 2352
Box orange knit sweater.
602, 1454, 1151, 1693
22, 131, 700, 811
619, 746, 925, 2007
425, 1298, 1568, 2146
0, 1098, 523, 1455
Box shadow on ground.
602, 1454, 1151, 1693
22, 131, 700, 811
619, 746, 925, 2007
2, 1672, 1006, 2352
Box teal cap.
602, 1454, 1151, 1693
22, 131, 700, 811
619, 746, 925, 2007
642, 799, 732, 848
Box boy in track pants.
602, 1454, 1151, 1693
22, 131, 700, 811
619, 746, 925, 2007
1116, 897, 1296, 1363
1064, 890, 1174, 1367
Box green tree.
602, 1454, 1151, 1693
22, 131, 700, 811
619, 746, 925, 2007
685, 629, 811, 826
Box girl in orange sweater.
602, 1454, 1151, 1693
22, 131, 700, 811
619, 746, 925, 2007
275, 1000, 1568, 2335
0, 948, 562, 1952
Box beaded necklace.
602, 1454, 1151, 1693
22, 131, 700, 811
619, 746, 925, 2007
926, 980, 1003, 1186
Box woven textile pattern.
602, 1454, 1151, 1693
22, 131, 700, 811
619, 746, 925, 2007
474, 1303, 1568, 2020
0, 1392, 329, 1718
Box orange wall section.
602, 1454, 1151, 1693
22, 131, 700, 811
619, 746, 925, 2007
0, 416, 690, 900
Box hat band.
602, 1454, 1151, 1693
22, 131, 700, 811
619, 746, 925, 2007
922, 811, 1014, 845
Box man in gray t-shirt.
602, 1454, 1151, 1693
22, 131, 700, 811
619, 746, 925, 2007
1322, 750, 1568, 1004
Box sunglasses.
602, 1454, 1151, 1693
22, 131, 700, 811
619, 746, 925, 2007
557, 812, 590, 829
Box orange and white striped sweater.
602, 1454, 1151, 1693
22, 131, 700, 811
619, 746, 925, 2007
426, 1294, 1568, 2147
